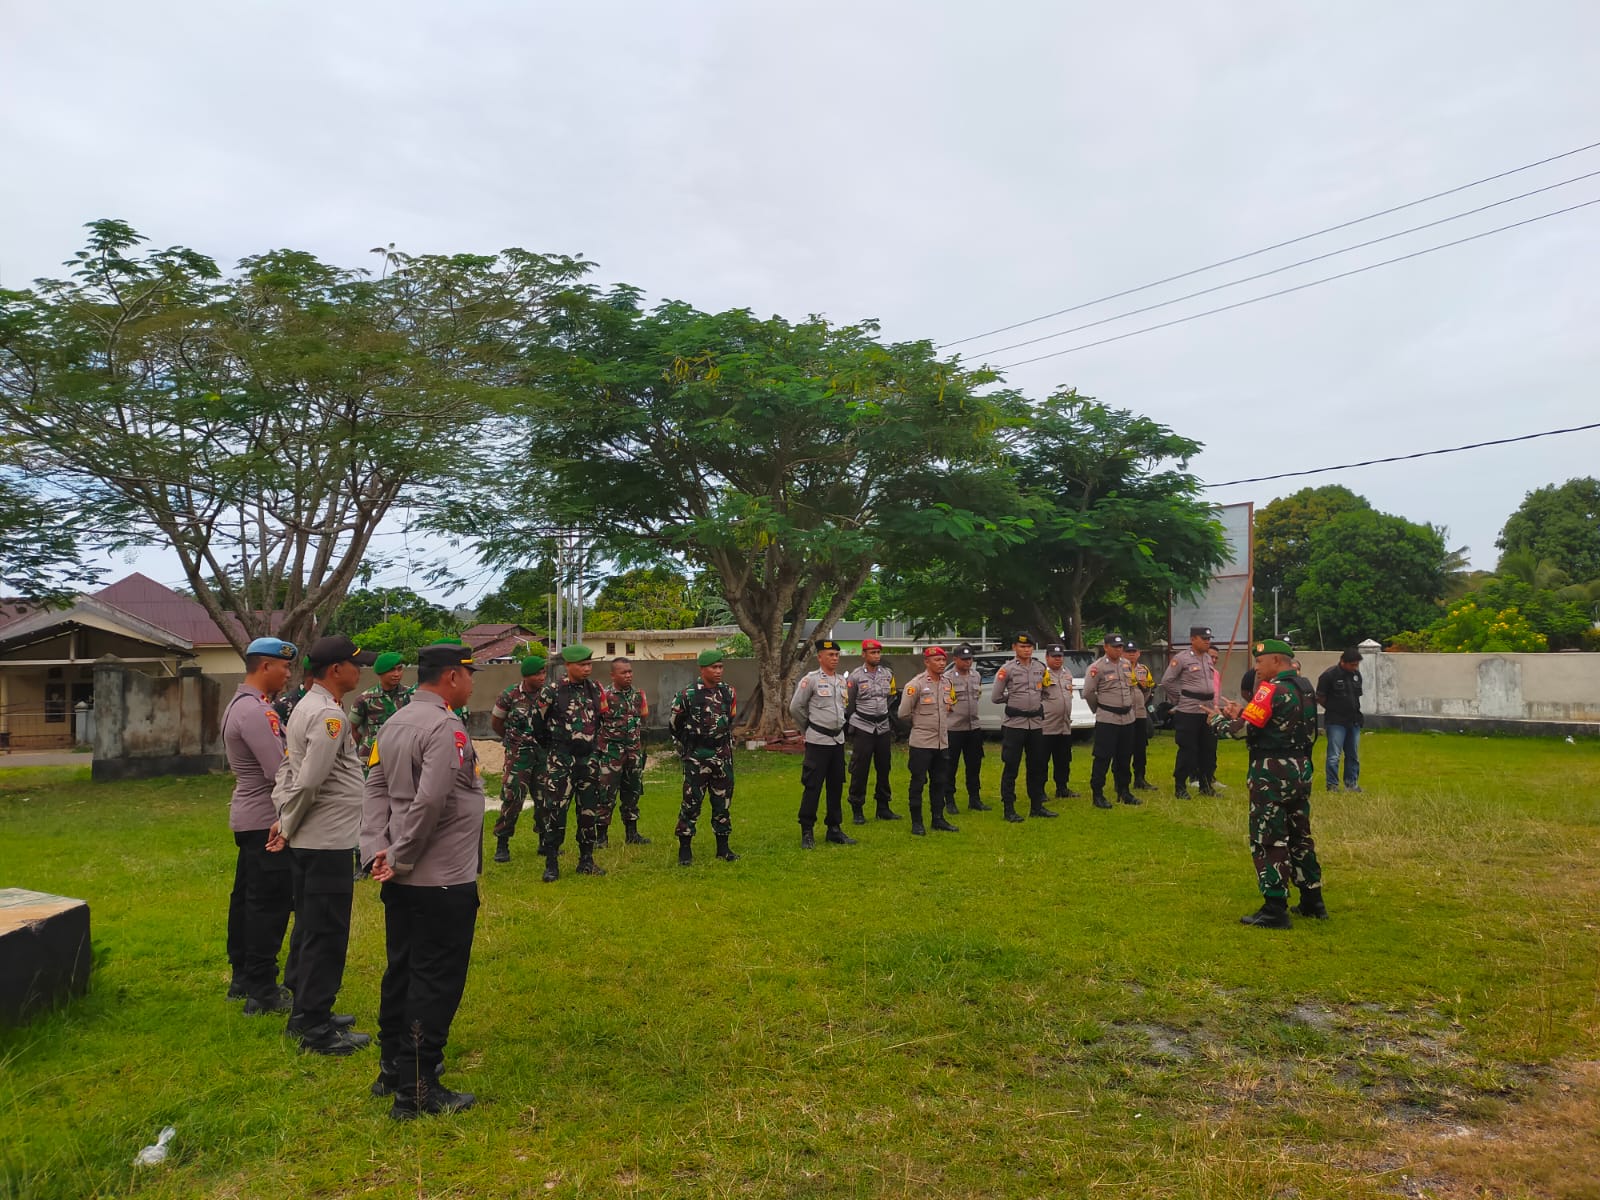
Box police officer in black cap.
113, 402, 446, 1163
788, 639, 857, 848
944, 644, 989, 812
1160, 625, 1221, 798
989, 632, 1052, 822
1082, 635, 1140, 807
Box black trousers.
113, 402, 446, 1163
231, 829, 294, 1001
1132, 717, 1152, 779
379, 881, 479, 1082
847, 725, 893, 806
906, 746, 950, 815
1043, 733, 1073, 795
1091, 721, 1135, 796
286, 847, 355, 1032
946, 728, 985, 802
999, 726, 1048, 805
1172, 711, 1218, 784
798, 741, 847, 828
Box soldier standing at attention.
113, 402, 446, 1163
898, 646, 959, 836
598, 657, 650, 847
361, 642, 483, 1117
489, 655, 547, 863
1210, 639, 1327, 928
1126, 641, 1157, 791
845, 638, 900, 823
944, 644, 989, 813
789, 639, 857, 849
223, 638, 299, 1012
351, 653, 412, 769
1160, 626, 1221, 799
273, 635, 376, 1056
534, 644, 609, 883
1083, 634, 1140, 809
990, 632, 1050, 823
1039, 642, 1076, 805
669, 650, 739, 866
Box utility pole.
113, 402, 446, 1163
1272, 585, 1281, 637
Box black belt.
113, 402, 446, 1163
853, 713, 891, 729
807, 721, 843, 737
1097, 703, 1131, 715
1003, 705, 1042, 719
1181, 689, 1215, 700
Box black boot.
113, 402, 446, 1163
576, 852, 606, 876
968, 796, 992, 812
1092, 792, 1113, 810
931, 810, 959, 833
715, 835, 739, 862
243, 985, 293, 1015
910, 806, 926, 836
226, 975, 247, 1001
1174, 783, 1191, 799
1197, 780, 1218, 797
876, 801, 901, 821
825, 826, 858, 845
541, 853, 560, 883
1133, 776, 1156, 791
1029, 801, 1059, 818
1294, 889, 1329, 919
1240, 898, 1292, 929
1055, 786, 1081, 799
850, 803, 867, 826
390, 1076, 477, 1120
678, 834, 694, 867
297, 1023, 373, 1057
493, 836, 510, 863
800, 827, 816, 849
945, 798, 959, 816
1002, 800, 1025, 823
595, 827, 610, 849
370, 1058, 401, 1097
1118, 792, 1142, 806
625, 821, 651, 845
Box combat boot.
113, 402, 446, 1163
297, 1024, 372, 1057
390, 1077, 476, 1121
493, 836, 511, 863
677, 835, 694, 867
876, 801, 901, 821
243, 985, 293, 1015
1091, 792, 1113, 810
226, 975, 247, 1001
625, 821, 651, 845
824, 826, 858, 845
1118, 792, 1142, 806
1133, 776, 1156, 791
595, 827, 610, 849
1174, 783, 1192, 799
1002, 800, 1025, 823
850, 802, 868, 826
930, 811, 959, 833
1240, 898, 1292, 929
370, 1058, 401, 1097
800, 827, 816, 849
967, 796, 992, 812
910, 806, 926, 836
715, 835, 740, 862
541, 853, 560, 883
1028, 801, 1059, 818
945, 797, 959, 816
576, 853, 606, 876
1055, 786, 1080, 800
1197, 779, 1218, 797
1293, 889, 1329, 919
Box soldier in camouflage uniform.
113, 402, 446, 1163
598, 656, 650, 848
1210, 638, 1327, 929
273, 680, 309, 729
669, 650, 739, 866
490, 654, 547, 863
350, 652, 413, 769
534, 644, 609, 883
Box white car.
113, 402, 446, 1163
969, 651, 1098, 733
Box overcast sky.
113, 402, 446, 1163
4, 0, 1598, 601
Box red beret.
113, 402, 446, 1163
861, 638, 883, 650
923, 646, 947, 658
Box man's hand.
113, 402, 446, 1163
266, 821, 286, 853
1221, 699, 1243, 719
370, 850, 394, 883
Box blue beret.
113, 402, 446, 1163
246, 637, 297, 660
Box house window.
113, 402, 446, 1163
625, 642, 635, 655
606, 642, 616, 656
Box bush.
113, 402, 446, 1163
1421, 602, 1547, 653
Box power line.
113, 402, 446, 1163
998, 195, 1600, 369
1203, 422, 1600, 488
974, 166, 1600, 359
941, 137, 1600, 349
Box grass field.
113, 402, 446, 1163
2, 731, 1598, 1199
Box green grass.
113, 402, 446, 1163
2, 732, 1598, 1198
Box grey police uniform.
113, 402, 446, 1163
898, 669, 954, 825
1160, 647, 1220, 793
945, 662, 987, 809
1040, 662, 1077, 798
845, 663, 898, 815
222, 683, 293, 1006
789, 668, 849, 831
1083, 654, 1138, 803
990, 655, 1050, 814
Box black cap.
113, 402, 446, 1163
953, 643, 974, 659
1014, 632, 1034, 646
306, 635, 378, 669
1190, 626, 1213, 640
814, 639, 841, 653
418, 642, 478, 671
1124, 639, 1139, 651
1045, 642, 1066, 655
1104, 634, 1125, 648
1341, 648, 1363, 663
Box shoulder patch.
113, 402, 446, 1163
996, 668, 1006, 680
266, 710, 281, 736
453, 729, 468, 766
325, 717, 343, 739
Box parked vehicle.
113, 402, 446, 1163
968, 651, 1098, 733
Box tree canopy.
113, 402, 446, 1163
0, 475, 103, 605
1496, 477, 1600, 583
1252, 486, 1372, 640
588, 567, 699, 632
1296, 509, 1450, 647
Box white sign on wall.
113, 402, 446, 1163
1169, 502, 1252, 648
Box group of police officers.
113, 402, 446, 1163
220, 623, 1326, 1119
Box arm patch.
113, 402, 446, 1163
1241, 681, 1276, 728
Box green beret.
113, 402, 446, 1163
1253, 638, 1295, 657
520, 655, 547, 676
373, 652, 404, 674
559, 644, 593, 663
697, 649, 725, 667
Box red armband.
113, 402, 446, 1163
1240, 682, 1275, 728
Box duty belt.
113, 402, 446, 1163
1181, 689, 1215, 700
807, 720, 843, 737
1003, 705, 1043, 719
1097, 703, 1131, 715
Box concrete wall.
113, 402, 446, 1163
92, 661, 227, 780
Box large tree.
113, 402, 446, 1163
1252, 485, 1372, 639
440, 296, 1023, 734
0, 474, 104, 605
0, 221, 589, 654
1496, 477, 1600, 583
323, 587, 453, 637
1296, 509, 1450, 647
588, 566, 698, 632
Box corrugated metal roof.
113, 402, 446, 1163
93, 573, 280, 646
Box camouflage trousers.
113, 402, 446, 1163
539, 747, 606, 854
598, 739, 645, 827
1247, 754, 1322, 899
493, 766, 534, 840
675, 753, 733, 838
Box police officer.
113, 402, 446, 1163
669, 649, 739, 866
990, 633, 1051, 823
274, 634, 376, 1056
361, 642, 483, 1117
351, 652, 412, 768
599, 656, 650, 846
534, 644, 609, 883
1210, 639, 1327, 928
945, 644, 989, 812
1160, 625, 1221, 798
1083, 634, 1139, 808
898, 646, 959, 836
1040, 642, 1076, 803
789, 639, 857, 849
489, 655, 547, 863
1126, 640, 1157, 791
845, 638, 900, 823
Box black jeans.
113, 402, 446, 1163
1043, 733, 1073, 795
378, 881, 479, 1083
231, 828, 294, 1001
906, 746, 950, 816
946, 728, 985, 802
1132, 717, 1152, 779
999, 726, 1047, 805
847, 725, 893, 806
1091, 722, 1135, 796
287, 847, 355, 1032
1172, 711, 1217, 784
798, 741, 847, 828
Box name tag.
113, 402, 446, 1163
816, 686, 832, 697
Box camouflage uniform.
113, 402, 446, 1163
272, 684, 308, 730
669, 680, 736, 838
491, 682, 545, 844
350, 683, 414, 769
535, 677, 608, 854
598, 684, 648, 832
1211, 670, 1323, 901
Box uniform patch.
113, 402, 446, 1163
454, 729, 468, 766
368, 743, 380, 767
266, 711, 281, 736
325, 717, 342, 739
1241, 682, 1276, 728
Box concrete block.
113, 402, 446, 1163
0, 888, 91, 1024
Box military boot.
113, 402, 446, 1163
677, 835, 694, 867
1028, 801, 1059, 818
1133, 776, 1156, 791
1239, 898, 1292, 929
945, 797, 959, 816
1197, 779, 1218, 797
875, 801, 901, 821
715, 835, 740, 862
493, 836, 511, 864
824, 826, 858, 845
1055, 786, 1081, 800
1091, 792, 1113, 810
370, 1058, 401, 1097
541, 853, 560, 883
967, 796, 992, 812
910, 805, 926, 836
625, 821, 651, 845
595, 827, 610, 849
930, 810, 959, 833
297, 1024, 373, 1057
850, 802, 868, 826
576, 852, 606, 876
800, 827, 816, 849
1174, 783, 1192, 799
1293, 889, 1329, 919
243, 985, 293, 1015
1002, 800, 1025, 824
1118, 792, 1142, 806
390, 1077, 476, 1121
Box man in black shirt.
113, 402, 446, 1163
1315, 649, 1364, 792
